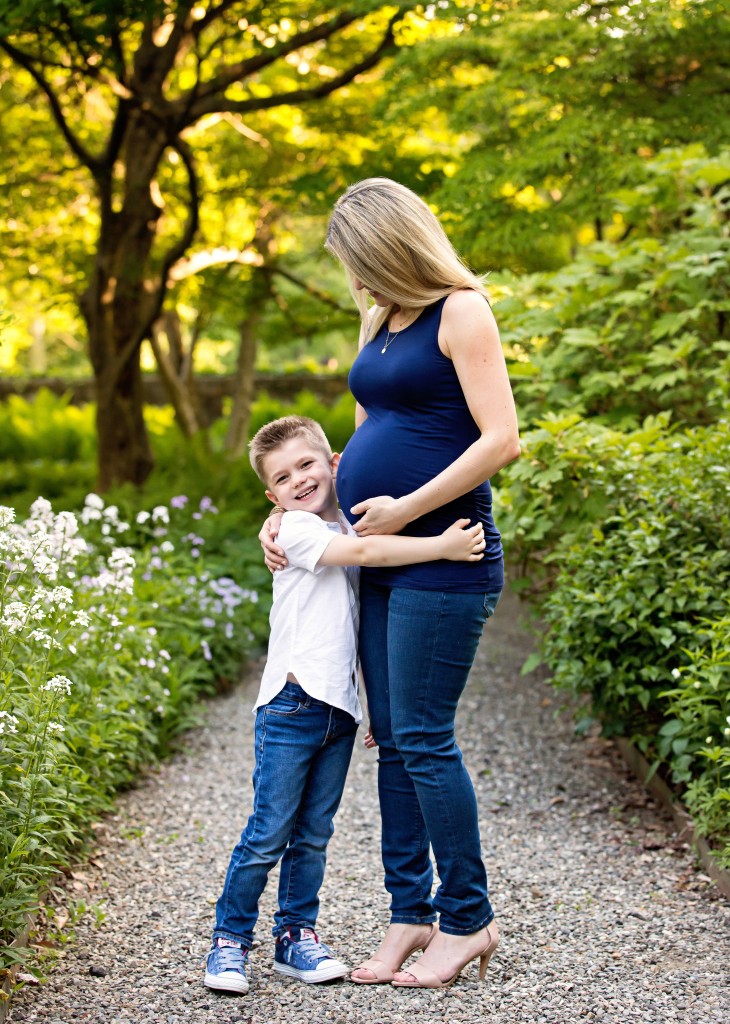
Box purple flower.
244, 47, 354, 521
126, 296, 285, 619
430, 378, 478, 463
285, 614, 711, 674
201, 639, 212, 662
170, 495, 188, 509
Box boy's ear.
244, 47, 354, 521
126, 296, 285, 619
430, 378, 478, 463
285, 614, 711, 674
265, 489, 280, 506
330, 452, 341, 480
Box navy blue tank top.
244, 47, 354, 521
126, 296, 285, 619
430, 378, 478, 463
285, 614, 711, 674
336, 296, 504, 592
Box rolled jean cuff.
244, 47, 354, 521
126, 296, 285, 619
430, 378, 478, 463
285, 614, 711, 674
390, 912, 438, 926
436, 908, 494, 937
212, 929, 252, 948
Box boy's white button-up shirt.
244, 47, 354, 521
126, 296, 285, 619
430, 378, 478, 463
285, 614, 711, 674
255, 510, 362, 724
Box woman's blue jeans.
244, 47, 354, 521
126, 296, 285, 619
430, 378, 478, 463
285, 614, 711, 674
359, 578, 500, 936
213, 682, 357, 948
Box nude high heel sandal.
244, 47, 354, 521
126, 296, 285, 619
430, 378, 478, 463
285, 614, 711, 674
390, 922, 499, 989
350, 923, 435, 985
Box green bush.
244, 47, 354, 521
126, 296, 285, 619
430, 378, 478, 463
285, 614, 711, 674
513, 416, 730, 863
496, 146, 730, 431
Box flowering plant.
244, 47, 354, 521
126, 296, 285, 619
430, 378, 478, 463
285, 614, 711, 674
0, 494, 269, 975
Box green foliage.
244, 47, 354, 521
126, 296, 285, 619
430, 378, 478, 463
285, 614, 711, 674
496, 147, 730, 430
506, 415, 730, 861
425, 0, 730, 271
0, 386, 356, 526
0, 492, 270, 972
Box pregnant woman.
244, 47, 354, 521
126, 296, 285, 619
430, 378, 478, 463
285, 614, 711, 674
263, 178, 519, 988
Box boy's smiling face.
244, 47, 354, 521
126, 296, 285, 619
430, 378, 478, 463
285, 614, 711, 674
263, 436, 340, 522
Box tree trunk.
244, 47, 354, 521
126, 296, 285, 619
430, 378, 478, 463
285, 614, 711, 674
81, 124, 169, 491
149, 312, 204, 439
225, 311, 260, 457
94, 355, 154, 491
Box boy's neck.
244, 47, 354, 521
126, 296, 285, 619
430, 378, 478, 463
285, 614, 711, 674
280, 502, 339, 523
315, 504, 340, 523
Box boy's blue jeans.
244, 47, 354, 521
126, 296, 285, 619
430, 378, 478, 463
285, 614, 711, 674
359, 579, 501, 936
213, 682, 357, 949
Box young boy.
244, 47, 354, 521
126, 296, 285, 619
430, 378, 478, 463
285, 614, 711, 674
204, 415, 485, 995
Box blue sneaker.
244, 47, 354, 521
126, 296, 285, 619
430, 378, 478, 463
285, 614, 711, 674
204, 937, 249, 994
274, 927, 349, 983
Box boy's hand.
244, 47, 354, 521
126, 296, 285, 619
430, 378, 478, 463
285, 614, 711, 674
259, 513, 287, 571
441, 519, 485, 562
363, 726, 377, 749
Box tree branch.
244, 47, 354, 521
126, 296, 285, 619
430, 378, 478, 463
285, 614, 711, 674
189, 9, 364, 106
270, 266, 351, 312
168, 245, 262, 282
0, 38, 104, 174
187, 11, 401, 120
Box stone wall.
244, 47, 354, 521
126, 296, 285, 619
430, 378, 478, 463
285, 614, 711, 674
0, 373, 350, 420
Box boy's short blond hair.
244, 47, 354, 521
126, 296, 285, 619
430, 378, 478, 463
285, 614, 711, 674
249, 415, 333, 484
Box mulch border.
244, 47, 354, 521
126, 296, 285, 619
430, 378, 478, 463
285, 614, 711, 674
615, 737, 730, 899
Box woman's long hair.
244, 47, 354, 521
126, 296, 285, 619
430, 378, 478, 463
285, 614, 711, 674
325, 177, 489, 342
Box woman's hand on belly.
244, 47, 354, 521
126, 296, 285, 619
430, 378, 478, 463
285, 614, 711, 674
350, 495, 411, 536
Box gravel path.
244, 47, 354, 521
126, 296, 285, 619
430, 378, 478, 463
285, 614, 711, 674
8, 588, 730, 1024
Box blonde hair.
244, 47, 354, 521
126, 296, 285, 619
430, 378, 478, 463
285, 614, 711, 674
249, 415, 333, 484
325, 177, 489, 341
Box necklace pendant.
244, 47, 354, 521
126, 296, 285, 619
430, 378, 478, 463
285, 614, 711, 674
381, 345, 387, 354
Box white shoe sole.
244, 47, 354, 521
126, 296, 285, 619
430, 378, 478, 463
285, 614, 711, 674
273, 960, 349, 984
204, 970, 249, 994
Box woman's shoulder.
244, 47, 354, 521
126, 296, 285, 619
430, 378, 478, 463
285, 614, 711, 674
438, 289, 498, 357
442, 288, 491, 318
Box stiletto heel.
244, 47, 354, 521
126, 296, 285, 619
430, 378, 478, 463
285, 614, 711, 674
391, 922, 499, 989
479, 925, 499, 979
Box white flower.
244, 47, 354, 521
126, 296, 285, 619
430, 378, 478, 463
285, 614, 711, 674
28, 629, 62, 650
109, 548, 136, 572
160, 541, 174, 553
0, 506, 16, 528
48, 721, 65, 733
51, 586, 74, 610
81, 506, 102, 523
671, 668, 681, 679
85, 493, 105, 510
53, 511, 79, 538
1, 602, 28, 632
103, 504, 119, 520
42, 675, 73, 696
136, 511, 151, 524
0, 710, 19, 735
30, 497, 53, 520
151, 506, 169, 524
73, 610, 91, 628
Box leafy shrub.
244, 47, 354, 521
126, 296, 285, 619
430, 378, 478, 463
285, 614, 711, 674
496, 146, 730, 431
517, 416, 730, 862
494, 410, 676, 593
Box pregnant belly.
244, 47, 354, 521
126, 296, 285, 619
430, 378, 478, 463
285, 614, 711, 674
337, 419, 453, 526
